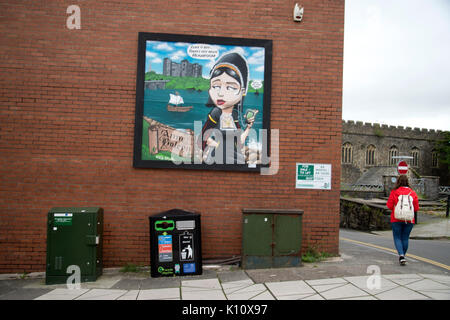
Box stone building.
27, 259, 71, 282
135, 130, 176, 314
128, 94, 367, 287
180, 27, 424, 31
341, 120, 448, 187
163, 57, 202, 78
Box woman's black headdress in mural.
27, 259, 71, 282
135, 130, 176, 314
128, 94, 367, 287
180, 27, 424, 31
206, 52, 250, 128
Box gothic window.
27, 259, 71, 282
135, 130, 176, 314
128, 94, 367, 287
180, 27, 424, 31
341, 142, 353, 164
389, 146, 398, 165
366, 145, 376, 166
411, 147, 419, 167
431, 150, 438, 168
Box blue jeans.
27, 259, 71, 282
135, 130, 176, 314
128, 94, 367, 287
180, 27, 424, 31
392, 222, 414, 256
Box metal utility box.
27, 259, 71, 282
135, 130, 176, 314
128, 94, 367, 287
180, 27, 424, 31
149, 209, 202, 277
46, 207, 103, 285
241, 208, 303, 269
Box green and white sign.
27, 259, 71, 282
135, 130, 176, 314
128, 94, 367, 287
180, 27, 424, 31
296, 163, 331, 190
54, 213, 73, 226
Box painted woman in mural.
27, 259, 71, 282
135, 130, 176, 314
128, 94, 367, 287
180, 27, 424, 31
201, 52, 258, 164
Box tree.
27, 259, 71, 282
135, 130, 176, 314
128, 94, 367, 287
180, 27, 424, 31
435, 131, 450, 170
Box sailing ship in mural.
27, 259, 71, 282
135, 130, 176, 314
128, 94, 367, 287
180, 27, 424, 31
167, 92, 193, 112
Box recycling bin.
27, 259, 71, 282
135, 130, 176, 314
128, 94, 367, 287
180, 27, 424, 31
46, 207, 103, 285
149, 209, 202, 277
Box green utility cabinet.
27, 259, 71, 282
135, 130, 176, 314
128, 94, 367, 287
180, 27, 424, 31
46, 207, 103, 285
241, 208, 303, 269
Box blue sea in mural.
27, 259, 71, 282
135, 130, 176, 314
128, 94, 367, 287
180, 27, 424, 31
143, 89, 264, 133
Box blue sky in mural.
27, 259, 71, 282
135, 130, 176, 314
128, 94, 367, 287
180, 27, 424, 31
145, 41, 265, 81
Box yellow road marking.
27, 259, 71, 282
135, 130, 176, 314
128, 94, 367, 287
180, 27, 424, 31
340, 237, 450, 271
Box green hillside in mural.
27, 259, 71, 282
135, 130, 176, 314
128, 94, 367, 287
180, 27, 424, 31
145, 71, 264, 93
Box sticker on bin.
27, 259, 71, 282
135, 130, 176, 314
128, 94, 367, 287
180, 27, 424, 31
179, 232, 194, 261
183, 263, 196, 274
158, 235, 173, 262
54, 217, 72, 226
176, 220, 195, 230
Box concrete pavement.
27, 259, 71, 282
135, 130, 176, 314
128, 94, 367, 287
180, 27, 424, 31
1, 215, 449, 301
25, 272, 450, 300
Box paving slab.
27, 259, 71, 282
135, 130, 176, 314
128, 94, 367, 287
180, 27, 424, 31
225, 283, 267, 300
301, 294, 325, 300
117, 290, 139, 300
382, 274, 425, 286
342, 295, 378, 300
181, 288, 226, 300
265, 280, 315, 299
404, 279, 450, 291
276, 293, 318, 300
249, 290, 276, 300
74, 289, 127, 300
419, 289, 450, 300
319, 283, 371, 300
375, 286, 431, 300
181, 278, 225, 300
34, 288, 89, 300
182, 278, 222, 290
222, 279, 254, 294
344, 275, 398, 295
420, 274, 450, 286
305, 277, 348, 286
138, 287, 180, 300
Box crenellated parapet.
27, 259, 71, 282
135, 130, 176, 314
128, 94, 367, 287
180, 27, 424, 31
342, 120, 444, 141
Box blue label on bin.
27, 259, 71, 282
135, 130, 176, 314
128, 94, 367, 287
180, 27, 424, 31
158, 235, 173, 262
183, 263, 196, 274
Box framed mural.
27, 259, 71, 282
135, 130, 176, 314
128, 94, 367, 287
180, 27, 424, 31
133, 32, 272, 171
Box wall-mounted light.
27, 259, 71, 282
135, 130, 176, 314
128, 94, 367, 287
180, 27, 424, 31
293, 3, 304, 22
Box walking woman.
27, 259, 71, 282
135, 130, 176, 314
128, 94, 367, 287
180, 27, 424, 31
386, 175, 419, 266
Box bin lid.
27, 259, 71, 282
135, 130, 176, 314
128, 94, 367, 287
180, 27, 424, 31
150, 208, 200, 219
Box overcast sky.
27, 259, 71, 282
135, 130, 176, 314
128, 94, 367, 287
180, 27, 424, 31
343, 0, 450, 131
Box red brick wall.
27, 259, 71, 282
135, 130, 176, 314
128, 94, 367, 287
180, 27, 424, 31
0, 0, 344, 273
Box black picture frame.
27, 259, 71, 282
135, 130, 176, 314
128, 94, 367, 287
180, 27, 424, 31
133, 32, 272, 171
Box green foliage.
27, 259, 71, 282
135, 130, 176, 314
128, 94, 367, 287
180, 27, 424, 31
301, 247, 333, 263
120, 263, 143, 273
373, 128, 384, 137
145, 72, 209, 91
435, 131, 450, 170
144, 72, 264, 93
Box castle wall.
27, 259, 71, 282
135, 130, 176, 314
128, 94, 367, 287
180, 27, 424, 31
342, 120, 446, 185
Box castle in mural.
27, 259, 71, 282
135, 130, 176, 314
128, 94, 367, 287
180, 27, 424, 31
163, 58, 202, 78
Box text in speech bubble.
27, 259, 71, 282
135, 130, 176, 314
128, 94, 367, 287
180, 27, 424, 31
188, 44, 219, 60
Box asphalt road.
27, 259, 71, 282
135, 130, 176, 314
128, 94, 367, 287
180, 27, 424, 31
339, 228, 450, 270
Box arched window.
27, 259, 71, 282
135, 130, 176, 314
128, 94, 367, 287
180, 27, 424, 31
341, 142, 353, 164
431, 150, 438, 168
389, 146, 398, 165
366, 145, 376, 166
411, 147, 419, 167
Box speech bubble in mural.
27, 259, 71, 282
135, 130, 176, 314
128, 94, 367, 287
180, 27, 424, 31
187, 44, 219, 60
251, 80, 263, 90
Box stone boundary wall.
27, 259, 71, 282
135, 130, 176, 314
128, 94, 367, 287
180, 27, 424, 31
340, 198, 391, 231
